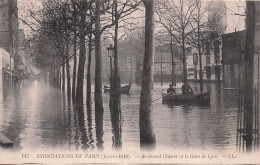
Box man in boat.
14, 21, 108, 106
182, 81, 194, 95
167, 84, 176, 95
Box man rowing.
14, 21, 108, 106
182, 81, 194, 95
167, 84, 176, 95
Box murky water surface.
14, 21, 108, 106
0, 81, 239, 152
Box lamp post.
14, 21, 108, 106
107, 44, 114, 81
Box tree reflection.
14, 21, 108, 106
86, 103, 94, 149
95, 107, 104, 150
74, 103, 90, 150
110, 103, 122, 150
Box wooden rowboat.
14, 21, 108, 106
103, 84, 131, 94
162, 92, 210, 104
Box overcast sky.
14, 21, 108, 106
17, 0, 246, 36
225, 1, 246, 32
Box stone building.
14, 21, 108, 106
222, 30, 245, 88
0, 0, 19, 70
186, 36, 222, 82
0, 48, 14, 92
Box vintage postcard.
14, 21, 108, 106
0, 0, 260, 164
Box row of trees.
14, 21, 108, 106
23, 0, 228, 98
156, 0, 227, 92
22, 0, 156, 149
22, 0, 140, 106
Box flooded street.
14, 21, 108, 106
0, 0, 259, 164
0, 81, 239, 152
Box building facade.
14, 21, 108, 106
0, 0, 19, 70
0, 48, 14, 92
222, 30, 245, 88
187, 37, 223, 82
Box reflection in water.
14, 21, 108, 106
74, 103, 89, 150
110, 102, 122, 150
95, 108, 104, 150
86, 104, 94, 149
5, 88, 24, 150
0, 81, 243, 152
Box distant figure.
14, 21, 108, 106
167, 84, 176, 95
182, 82, 194, 95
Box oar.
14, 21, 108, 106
152, 91, 173, 102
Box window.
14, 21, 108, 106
2, 22, 5, 26
205, 42, 210, 55
2, 13, 5, 17
188, 68, 195, 72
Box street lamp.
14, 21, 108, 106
107, 44, 114, 80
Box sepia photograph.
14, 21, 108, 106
0, 0, 259, 164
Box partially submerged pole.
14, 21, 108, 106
243, 1, 256, 152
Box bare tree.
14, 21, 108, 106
139, 0, 156, 150
187, 0, 209, 92
86, 13, 94, 108
75, 0, 91, 102
71, 0, 80, 99
155, 32, 182, 86
94, 0, 104, 112
156, 0, 197, 83
94, 0, 140, 113
207, 1, 227, 82
22, 0, 84, 95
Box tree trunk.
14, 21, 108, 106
76, 2, 87, 102
50, 66, 54, 85
197, 16, 203, 93
86, 23, 93, 108
72, 35, 77, 99
57, 59, 61, 88
139, 0, 156, 150
62, 56, 65, 92
110, 0, 121, 111
182, 57, 187, 83
66, 35, 71, 95
182, 37, 187, 83
243, 1, 256, 152
8, 0, 14, 88
199, 51, 203, 93
170, 36, 175, 86
198, 39, 203, 93
94, 0, 104, 112
214, 48, 221, 84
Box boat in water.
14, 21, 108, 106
103, 84, 131, 94
161, 92, 210, 104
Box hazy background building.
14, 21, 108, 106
0, 0, 19, 70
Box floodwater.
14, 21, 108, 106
0, 80, 239, 152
